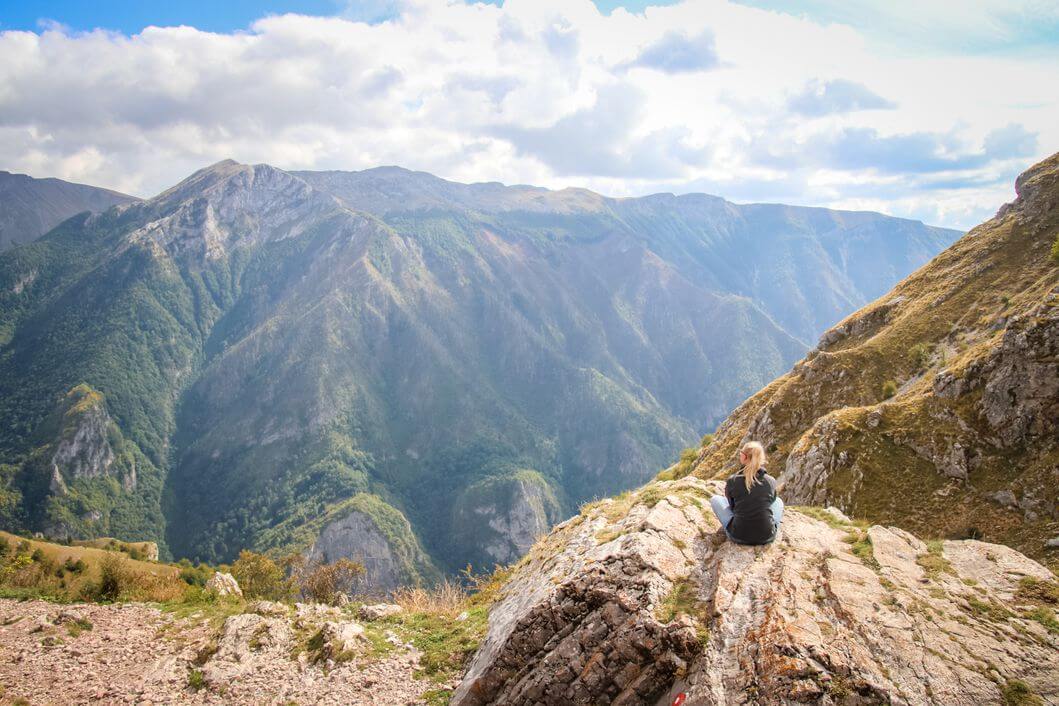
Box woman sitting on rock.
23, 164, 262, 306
709, 441, 784, 545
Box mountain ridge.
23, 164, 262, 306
0, 170, 138, 250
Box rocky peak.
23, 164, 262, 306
1009, 151, 1059, 225
454, 478, 1059, 705
127, 160, 345, 260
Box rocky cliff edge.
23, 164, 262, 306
453, 477, 1058, 705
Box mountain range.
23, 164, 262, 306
0, 160, 958, 580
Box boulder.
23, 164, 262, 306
204, 572, 242, 598
312, 621, 365, 663
358, 603, 403, 621
201, 613, 292, 685
246, 600, 289, 617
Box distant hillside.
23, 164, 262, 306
0, 171, 137, 250
0, 160, 957, 580
686, 151, 1059, 566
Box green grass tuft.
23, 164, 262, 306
1001, 679, 1043, 706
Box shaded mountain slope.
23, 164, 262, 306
684, 152, 1059, 566
0, 160, 958, 577
0, 170, 138, 250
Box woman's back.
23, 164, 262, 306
724, 469, 778, 544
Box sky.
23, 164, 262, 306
1, 1, 1057, 229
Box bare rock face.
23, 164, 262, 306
979, 292, 1058, 446
128, 160, 344, 261
453, 472, 564, 566
453, 478, 1059, 706
48, 390, 116, 495
305, 510, 402, 592
205, 572, 243, 598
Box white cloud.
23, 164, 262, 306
0, 0, 1056, 229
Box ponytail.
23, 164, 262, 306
740, 441, 766, 490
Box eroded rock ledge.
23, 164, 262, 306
454, 478, 1059, 706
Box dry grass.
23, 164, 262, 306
0, 531, 183, 603
391, 579, 469, 618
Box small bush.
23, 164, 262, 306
297, 558, 365, 605
1051, 234, 1059, 264
231, 550, 294, 600
881, 380, 898, 400
909, 342, 934, 369
95, 553, 133, 601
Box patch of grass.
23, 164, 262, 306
65, 617, 92, 637
1001, 679, 1043, 705
917, 540, 954, 580
594, 527, 626, 544
1024, 607, 1059, 634
656, 579, 699, 623
422, 688, 453, 706
385, 605, 490, 681
654, 579, 709, 648
794, 506, 867, 530
638, 485, 669, 508
828, 675, 852, 699
187, 669, 206, 691
248, 623, 270, 651
909, 342, 935, 369
843, 531, 880, 571
1017, 577, 1059, 605
881, 379, 898, 399
965, 596, 1014, 623
1051, 233, 1059, 264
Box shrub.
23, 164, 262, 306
881, 380, 898, 399
95, 553, 134, 601
231, 550, 294, 600
297, 558, 365, 605
909, 342, 934, 369
1051, 234, 1059, 264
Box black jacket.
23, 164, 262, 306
724, 469, 779, 545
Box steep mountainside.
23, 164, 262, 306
0, 170, 137, 250
685, 152, 1059, 566
0, 160, 957, 577
453, 478, 1059, 705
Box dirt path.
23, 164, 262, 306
0, 599, 440, 705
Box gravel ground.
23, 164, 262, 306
0, 599, 442, 705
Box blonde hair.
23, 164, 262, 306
740, 441, 767, 490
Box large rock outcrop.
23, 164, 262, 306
303, 494, 441, 593
454, 477, 1059, 705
